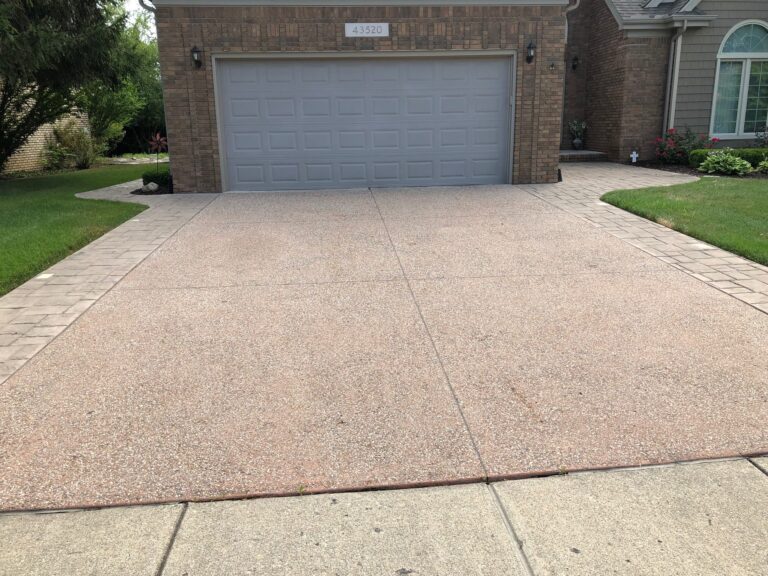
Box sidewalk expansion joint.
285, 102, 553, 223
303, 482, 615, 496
488, 484, 536, 576
748, 457, 768, 477
155, 502, 188, 576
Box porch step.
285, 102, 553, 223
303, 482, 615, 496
559, 150, 608, 162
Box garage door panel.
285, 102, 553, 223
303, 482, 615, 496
217, 57, 511, 191
229, 125, 502, 157
227, 157, 503, 190
224, 94, 506, 122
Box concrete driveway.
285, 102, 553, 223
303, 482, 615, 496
1, 166, 767, 511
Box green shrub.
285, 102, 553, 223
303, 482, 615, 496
142, 165, 171, 188
52, 119, 97, 169
42, 137, 72, 171
690, 147, 768, 168
698, 149, 753, 176
756, 125, 768, 147
758, 158, 768, 173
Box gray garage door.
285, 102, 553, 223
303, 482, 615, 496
216, 57, 512, 191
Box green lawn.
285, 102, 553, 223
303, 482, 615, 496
602, 177, 768, 266
0, 165, 148, 296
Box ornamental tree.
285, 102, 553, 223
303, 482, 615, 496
77, 13, 161, 153
0, 0, 124, 171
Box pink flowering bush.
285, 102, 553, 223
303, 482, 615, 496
655, 128, 718, 165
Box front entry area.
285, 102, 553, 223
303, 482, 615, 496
215, 56, 513, 191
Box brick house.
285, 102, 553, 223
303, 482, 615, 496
3, 125, 56, 174
2, 115, 89, 175
564, 0, 768, 162
150, 0, 768, 192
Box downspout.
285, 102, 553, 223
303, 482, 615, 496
138, 0, 156, 13
564, 0, 582, 42
663, 20, 688, 132
561, 0, 582, 150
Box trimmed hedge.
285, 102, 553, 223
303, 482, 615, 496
689, 148, 768, 168
142, 165, 172, 189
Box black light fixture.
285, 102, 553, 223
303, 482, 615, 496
526, 41, 536, 63
191, 46, 203, 69
572, 55, 580, 71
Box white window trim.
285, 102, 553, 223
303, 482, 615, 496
709, 20, 768, 139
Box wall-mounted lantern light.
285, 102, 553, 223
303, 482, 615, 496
572, 55, 580, 71
191, 46, 203, 69
526, 41, 536, 63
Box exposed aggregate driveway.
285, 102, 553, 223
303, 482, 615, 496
1, 166, 766, 511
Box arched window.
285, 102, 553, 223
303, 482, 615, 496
711, 21, 768, 137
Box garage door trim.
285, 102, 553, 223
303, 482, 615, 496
212, 50, 517, 192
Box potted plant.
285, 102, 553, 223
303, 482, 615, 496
569, 120, 587, 150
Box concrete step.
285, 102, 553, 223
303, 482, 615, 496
560, 149, 608, 162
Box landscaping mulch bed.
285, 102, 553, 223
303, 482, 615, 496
131, 187, 171, 196
636, 161, 768, 179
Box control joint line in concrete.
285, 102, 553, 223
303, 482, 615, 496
368, 187, 490, 480
488, 483, 536, 576
155, 502, 188, 576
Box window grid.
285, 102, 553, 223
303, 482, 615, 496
744, 60, 768, 134
711, 22, 768, 138
722, 24, 768, 54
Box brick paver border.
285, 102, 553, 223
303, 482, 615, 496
1, 164, 766, 385
531, 163, 768, 315
0, 181, 216, 384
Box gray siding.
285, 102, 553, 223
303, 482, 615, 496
674, 1, 768, 141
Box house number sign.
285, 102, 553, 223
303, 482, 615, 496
345, 23, 389, 37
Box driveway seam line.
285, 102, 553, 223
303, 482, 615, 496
111, 268, 680, 292
155, 502, 188, 576
487, 484, 536, 576
368, 187, 490, 480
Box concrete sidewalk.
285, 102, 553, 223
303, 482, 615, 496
2, 458, 767, 575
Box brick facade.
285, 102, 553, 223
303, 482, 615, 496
3, 115, 89, 175
155, 4, 567, 193
563, 0, 670, 161
3, 126, 53, 174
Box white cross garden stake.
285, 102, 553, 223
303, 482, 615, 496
630, 150, 639, 163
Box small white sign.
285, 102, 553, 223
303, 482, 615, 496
345, 23, 389, 38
